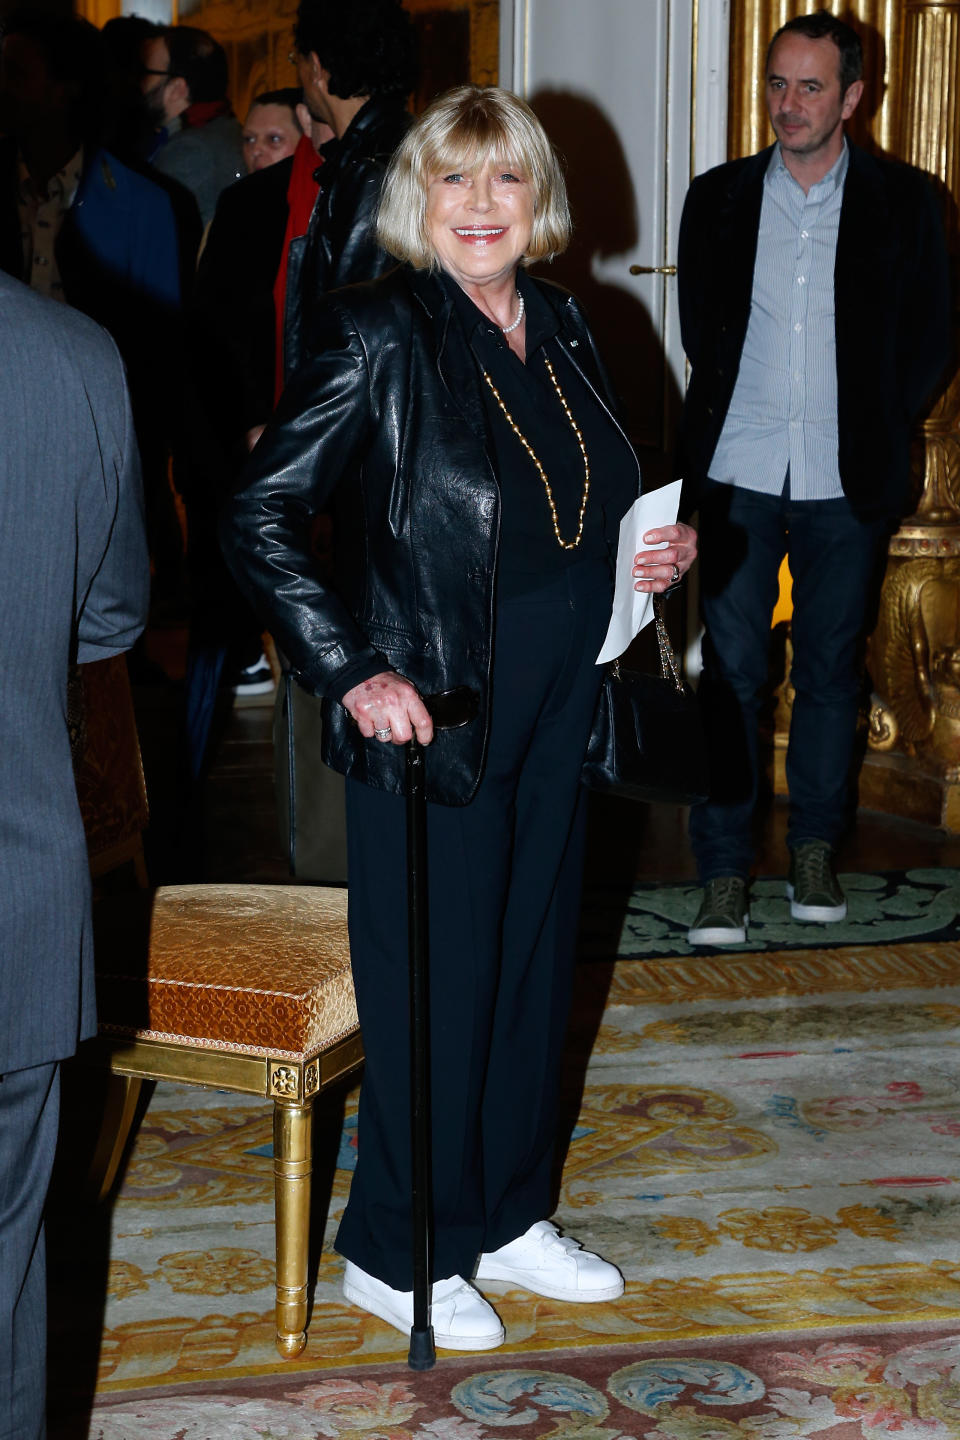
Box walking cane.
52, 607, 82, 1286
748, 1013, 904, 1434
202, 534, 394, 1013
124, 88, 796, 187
405, 686, 479, 1372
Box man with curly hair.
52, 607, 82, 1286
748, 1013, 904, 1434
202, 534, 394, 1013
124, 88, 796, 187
283, 0, 418, 374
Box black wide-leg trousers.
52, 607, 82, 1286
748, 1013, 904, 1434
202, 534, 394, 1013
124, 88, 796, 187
336, 559, 611, 1290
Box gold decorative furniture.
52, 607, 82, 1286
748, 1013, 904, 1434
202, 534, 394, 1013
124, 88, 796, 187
73, 655, 363, 1359
87, 885, 362, 1358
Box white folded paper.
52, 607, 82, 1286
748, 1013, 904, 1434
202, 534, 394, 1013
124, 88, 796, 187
596, 478, 682, 664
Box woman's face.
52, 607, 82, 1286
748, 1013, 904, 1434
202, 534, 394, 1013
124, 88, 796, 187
425, 156, 534, 292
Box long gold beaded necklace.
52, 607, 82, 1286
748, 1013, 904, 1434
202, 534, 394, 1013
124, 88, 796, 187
482, 354, 591, 551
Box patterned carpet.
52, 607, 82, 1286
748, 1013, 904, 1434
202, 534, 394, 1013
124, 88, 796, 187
83, 1323, 960, 1439
48, 871, 960, 1437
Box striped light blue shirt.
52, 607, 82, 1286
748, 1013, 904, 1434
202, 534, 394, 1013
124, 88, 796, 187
708, 141, 849, 500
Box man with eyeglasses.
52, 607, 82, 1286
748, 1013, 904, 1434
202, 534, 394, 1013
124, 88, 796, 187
140, 23, 243, 229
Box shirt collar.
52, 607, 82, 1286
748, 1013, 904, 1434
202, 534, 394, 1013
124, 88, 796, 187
437, 267, 558, 355
766, 136, 849, 196
17, 146, 84, 208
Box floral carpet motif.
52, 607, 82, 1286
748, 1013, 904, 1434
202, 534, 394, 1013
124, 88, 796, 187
585, 868, 960, 958
81, 1324, 960, 1439
47, 881, 960, 1434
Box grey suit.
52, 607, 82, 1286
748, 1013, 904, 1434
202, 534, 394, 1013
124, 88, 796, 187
0, 273, 149, 1439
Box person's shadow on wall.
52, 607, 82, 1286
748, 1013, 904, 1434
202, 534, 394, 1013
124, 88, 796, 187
528, 91, 688, 1183
529, 87, 683, 481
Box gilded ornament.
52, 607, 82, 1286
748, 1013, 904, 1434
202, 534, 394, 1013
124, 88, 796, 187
269, 1063, 299, 1099
868, 557, 960, 776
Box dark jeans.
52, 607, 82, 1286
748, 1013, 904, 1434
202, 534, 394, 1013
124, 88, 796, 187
689, 480, 889, 882
336, 559, 611, 1290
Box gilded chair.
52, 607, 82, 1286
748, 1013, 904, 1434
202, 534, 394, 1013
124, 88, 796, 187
75, 655, 362, 1358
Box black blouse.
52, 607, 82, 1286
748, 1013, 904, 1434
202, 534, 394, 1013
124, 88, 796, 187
440, 269, 638, 599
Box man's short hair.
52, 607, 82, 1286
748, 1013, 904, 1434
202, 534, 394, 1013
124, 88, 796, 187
249, 87, 303, 114
293, 0, 418, 101
163, 25, 230, 105
767, 11, 863, 94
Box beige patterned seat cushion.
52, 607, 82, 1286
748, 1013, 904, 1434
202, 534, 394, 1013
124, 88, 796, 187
95, 885, 357, 1062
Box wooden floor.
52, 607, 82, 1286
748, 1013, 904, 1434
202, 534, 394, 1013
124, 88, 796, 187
135, 622, 960, 889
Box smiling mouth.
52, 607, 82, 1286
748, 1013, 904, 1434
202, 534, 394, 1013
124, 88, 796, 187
454, 227, 506, 240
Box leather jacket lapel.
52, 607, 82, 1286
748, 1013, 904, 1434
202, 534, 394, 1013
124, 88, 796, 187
408, 268, 490, 442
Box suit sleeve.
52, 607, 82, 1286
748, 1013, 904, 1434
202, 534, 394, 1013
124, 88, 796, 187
677, 176, 707, 368
899, 173, 952, 419
220, 298, 385, 700
76, 340, 150, 661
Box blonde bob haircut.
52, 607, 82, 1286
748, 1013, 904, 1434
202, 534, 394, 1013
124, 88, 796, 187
377, 85, 571, 269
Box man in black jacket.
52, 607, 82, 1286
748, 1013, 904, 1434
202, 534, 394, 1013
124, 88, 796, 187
285, 0, 418, 375
678, 12, 950, 946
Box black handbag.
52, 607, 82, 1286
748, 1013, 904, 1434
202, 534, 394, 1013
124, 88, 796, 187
582, 594, 709, 805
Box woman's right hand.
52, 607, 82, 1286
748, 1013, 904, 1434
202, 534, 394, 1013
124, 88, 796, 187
342, 671, 434, 746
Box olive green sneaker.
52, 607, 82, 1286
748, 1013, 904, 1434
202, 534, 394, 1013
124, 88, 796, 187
786, 840, 847, 922
687, 876, 748, 946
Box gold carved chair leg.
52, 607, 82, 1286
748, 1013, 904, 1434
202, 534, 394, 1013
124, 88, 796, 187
273, 1098, 313, 1358
88, 1075, 145, 1203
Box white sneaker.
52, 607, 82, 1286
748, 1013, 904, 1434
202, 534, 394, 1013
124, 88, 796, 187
342, 1260, 505, 1350
475, 1220, 624, 1302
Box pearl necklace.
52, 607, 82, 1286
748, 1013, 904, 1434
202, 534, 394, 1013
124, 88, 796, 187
501, 289, 525, 334
482, 355, 591, 551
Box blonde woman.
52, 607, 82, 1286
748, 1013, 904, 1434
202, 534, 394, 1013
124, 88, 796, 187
223, 85, 696, 1350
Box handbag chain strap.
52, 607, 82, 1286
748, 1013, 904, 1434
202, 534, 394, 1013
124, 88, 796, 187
611, 594, 685, 695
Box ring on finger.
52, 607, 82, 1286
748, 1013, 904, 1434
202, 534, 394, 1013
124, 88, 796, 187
374, 726, 392, 740
670, 563, 680, 585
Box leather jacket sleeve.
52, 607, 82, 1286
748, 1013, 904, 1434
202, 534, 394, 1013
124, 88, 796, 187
327, 156, 397, 291
220, 298, 387, 701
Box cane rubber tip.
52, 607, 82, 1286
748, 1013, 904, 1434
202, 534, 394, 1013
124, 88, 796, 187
408, 1326, 436, 1370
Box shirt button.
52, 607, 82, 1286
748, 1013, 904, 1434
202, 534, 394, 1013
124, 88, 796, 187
797, 275, 806, 285
794, 322, 803, 332
794, 371, 802, 381
801, 229, 809, 239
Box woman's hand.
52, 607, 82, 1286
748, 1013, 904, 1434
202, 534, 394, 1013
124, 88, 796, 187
342, 671, 434, 746
632, 522, 698, 593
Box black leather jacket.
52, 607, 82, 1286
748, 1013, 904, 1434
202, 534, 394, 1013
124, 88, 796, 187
283, 97, 412, 378
223, 266, 640, 806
